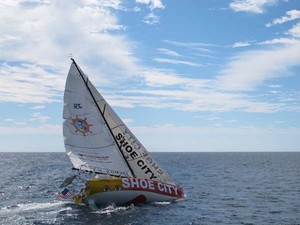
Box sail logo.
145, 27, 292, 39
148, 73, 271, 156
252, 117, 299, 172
116, 133, 158, 179
121, 178, 180, 197
71, 116, 93, 136
78, 153, 109, 161
73, 103, 82, 109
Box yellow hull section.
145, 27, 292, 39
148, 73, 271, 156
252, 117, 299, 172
73, 178, 184, 206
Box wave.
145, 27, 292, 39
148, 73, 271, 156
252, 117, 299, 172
0, 201, 68, 214
91, 204, 134, 215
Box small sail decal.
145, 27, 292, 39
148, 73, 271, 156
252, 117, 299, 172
63, 62, 133, 178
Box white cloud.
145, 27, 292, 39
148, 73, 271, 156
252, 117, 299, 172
0, 124, 60, 135
266, 9, 300, 27
0, 0, 141, 103
0, 63, 64, 103
195, 47, 216, 54
30, 112, 50, 123
0, 0, 139, 72
259, 37, 299, 45
136, 0, 164, 24
132, 124, 300, 151
287, 22, 300, 38
163, 40, 217, 59
143, 12, 160, 25
115, 85, 284, 113
232, 41, 252, 48
4, 118, 15, 122
164, 40, 216, 48
139, 68, 210, 87
1, 0, 299, 117
94, 0, 123, 9
269, 84, 282, 88
218, 41, 300, 90
157, 48, 182, 57
153, 58, 203, 67
230, 0, 278, 13
30, 105, 46, 110
136, 0, 164, 10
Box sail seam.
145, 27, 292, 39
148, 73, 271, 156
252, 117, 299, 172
65, 143, 115, 149
71, 168, 128, 178
110, 124, 125, 130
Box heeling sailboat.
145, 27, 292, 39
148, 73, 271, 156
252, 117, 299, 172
63, 59, 184, 206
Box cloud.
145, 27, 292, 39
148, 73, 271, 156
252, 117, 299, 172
143, 12, 160, 24
4, 118, 15, 122
269, 84, 282, 88
259, 37, 299, 45
0, 63, 64, 103
139, 68, 210, 87
30, 105, 46, 110
85, 0, 124, 10
218, 41, 300, 90
136, 0, 164, 10
232, 41, 252, 48
100, 35, 299, 114
163, 40, 217, 59
153, 58, 203, 67
164, 40, 216, 48
0, 124, 60, 135
224, 15, 300, 91
0, 0, 139, 72
131, 124, 300, 151
157, 48, 182, 57
161, 40, 217, 60
1, 0, 299, 116
259, 22, 300, 45
266, 9, 300, 27
110, 80, 285, 113
229, 0, 278, 13
136, 0, 164, 25
30, 112, 50, 124
287, 22, 300, 38
0, 0, 141, 103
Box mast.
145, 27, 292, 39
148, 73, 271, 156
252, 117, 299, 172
70, 58, 136, 178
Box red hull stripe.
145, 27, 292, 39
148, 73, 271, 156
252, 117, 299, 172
126, 195, 147, 205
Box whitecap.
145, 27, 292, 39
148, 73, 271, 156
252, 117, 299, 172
152, 201, 171, 205
92, 204, 133, 215
0, 201, 66, 215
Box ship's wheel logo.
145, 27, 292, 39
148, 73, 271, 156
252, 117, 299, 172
71, 116, 93, 136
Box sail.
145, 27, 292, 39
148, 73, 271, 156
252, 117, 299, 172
64, 60, 172, 182
63, 62, 133, 178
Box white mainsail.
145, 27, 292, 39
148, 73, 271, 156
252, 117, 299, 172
63, 59, 172, 182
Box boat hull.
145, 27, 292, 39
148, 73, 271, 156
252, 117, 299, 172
80, 178, 184, 206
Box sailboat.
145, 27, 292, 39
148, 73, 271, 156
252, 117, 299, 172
62, 59, 184, 206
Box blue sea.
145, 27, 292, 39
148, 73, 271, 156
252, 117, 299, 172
0, 152, 299, 225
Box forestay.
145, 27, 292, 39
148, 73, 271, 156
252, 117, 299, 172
63, 60, 172, 182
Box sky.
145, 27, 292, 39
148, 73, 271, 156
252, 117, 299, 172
0, 0, 299, 152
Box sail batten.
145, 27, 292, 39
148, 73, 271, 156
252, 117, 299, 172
64, 59, 172, 182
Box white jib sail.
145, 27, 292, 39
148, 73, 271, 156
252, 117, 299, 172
64, 60, 172, 182
63, 62, 133, 178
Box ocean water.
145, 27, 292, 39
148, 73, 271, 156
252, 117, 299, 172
0, 152, 299, 225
